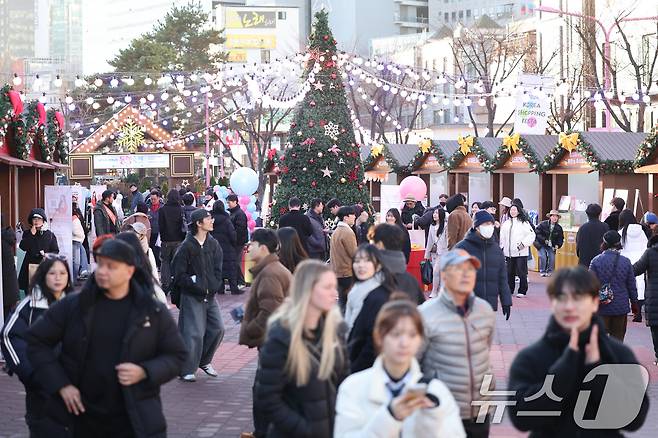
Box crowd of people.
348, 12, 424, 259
0, 186, 653, 437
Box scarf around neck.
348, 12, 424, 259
345, 271, 384, 333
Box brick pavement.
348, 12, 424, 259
1, 274, 657, 438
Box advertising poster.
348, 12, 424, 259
513, 74, 552, 135
44, 186, 74, 274
380, 185, 402, 223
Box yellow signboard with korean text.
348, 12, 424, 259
227, 50, 248, 63
226, 34, 276, 49
226, 10, 276, 29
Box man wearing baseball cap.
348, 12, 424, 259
26, 239, 186, 436
171, 208, 225, 382
419, 249, 496, 436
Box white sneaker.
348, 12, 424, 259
200, 364, 218, 377
516, 293, 526, 298
180, 374, 196, 382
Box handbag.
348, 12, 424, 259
420, 259, 433, 285
599, 252, 620, 305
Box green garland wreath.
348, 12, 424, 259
362, 143, 402, 174
0, 84, 12, 141
443, 136, 493, 171
489, 136, 542, 173
10, 101, 38, 160
540, 132, 635, 175
634, 127, 658, 169
47, 109, 67, 164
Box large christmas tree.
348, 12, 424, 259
270, 10, 369, 225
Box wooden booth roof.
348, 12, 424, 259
70, 105, 179, 155
580, 132, 647, 161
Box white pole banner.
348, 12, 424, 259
514, 73, 552, 135
44, 186, 74, 274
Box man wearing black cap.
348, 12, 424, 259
576, 203, 609, 268
171, 208, 225, 382
18, 208, 59, 292
93, 190, 121, 236
26, 239, 186, 437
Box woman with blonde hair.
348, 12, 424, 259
255, 260, 349, 438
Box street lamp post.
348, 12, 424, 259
537, 5, 658, 131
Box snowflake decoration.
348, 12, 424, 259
324, 122, 340, 140
303, 203, 309, 210
116, 119, 145, 153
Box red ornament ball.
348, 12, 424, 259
308, 121, 315, 127
291, 178, 298, 184
310, 101, 316, 107
319, 119, 327, 127
323, 35, 329, 41
311, 180, 317, 187
309, 158, 315, 164
330, 73, 337, 79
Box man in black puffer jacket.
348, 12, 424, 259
455, 211, 512, 318
171, 209, 225, 382
508, 267, 649, 437
159, 189, 186, 294
26, 239, 187, 437
576, 203, 609, 268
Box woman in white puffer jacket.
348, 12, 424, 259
500, 204, 536, 297
619, 209, 647, 320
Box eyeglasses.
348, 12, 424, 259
44, 253, 67, 261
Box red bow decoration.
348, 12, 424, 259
54, 111, 65, 130
36, 102, 46, 126
8, 91, 23, 117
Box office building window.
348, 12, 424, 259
452, 11, 456, 21
278, 11, 287, 20
459, 10, 463, 19
466, 9, 471, 17
433, 110, 443, 126
261, 50, 271, 63
444, 12, 449, 21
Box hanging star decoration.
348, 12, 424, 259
328, 144, 341, 155
457, 135, 473, 156
324, 122, 340, 140
116, 118, 145, 153
313, 81, 325, 91
559, 132, 579, 152
503, 133, 520, 154
322, 166, 333, 177
181, 179, 190, 187
419, 139, 432, 154
371, 143, 383, 157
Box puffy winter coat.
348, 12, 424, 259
211, 212, 238, 263
423, 219, 448, 260
334, 357, 466, 437
2, 226, 19, 312
18, 211, 59, 291
93, 202, 120, 236
621, 223, 648, 300
418, 291, 496, 419
347, 285, 391, 373
228, 205, 249, 247
255, 320, 349, 438
576, 219, 609, 267
26, 277, 187, 437
589, 250, 637, 316
534, 220, 564, 249
279, 210, 313, 251
171, 233, 223, 302
158, 200, 185, 243
633, 243, 658, 326
508, 316, 649, 437
454, 229, 512, 311
401, 201, 425, 225
500, 218, 536, 258
306, 210, 328, 258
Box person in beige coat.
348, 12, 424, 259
335, 299, 465, 438
418, 249, 496, 437
446, 195, 472, 249
330, 206, 358, 311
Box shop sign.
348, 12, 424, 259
93, 154, 170, 169
556, 151, 591, 170
373, 156, 391, 173
227, 50, 248, 63
503, 150, 529, 169
226, 34, 276, 49
416, 154, 444, 173
226, 10, 276, 29
456, 152, 483, 171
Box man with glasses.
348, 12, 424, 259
419, 249, 496, 437
171, 209, 225, 382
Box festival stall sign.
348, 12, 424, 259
93, 153, 170, 170
493, 133, 540, 173
513, 73, 552, 135
409, 139, 448, 175
44, 186, 74, 274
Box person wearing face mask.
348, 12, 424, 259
455, 211, 512, 319
508, 267, 649, 436
18, 209, 60, 293
500, 204, 536, 298
480, 201, 501, 241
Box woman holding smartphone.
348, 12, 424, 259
334, 298, 465, 437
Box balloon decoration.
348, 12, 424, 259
230, 167, 259, 196
399, 176, 427, 202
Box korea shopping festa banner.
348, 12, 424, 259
44, 186, 74, 274
513, 73, 552, 135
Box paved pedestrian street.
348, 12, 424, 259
1, 272, 656, 437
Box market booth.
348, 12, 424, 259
630, 129, 658, 213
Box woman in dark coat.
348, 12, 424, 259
255, 261, 348, 438
18, 209, 59, 292
2, 215, 19, 318
211, 201, 238, 295
633, 234, 658, 364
